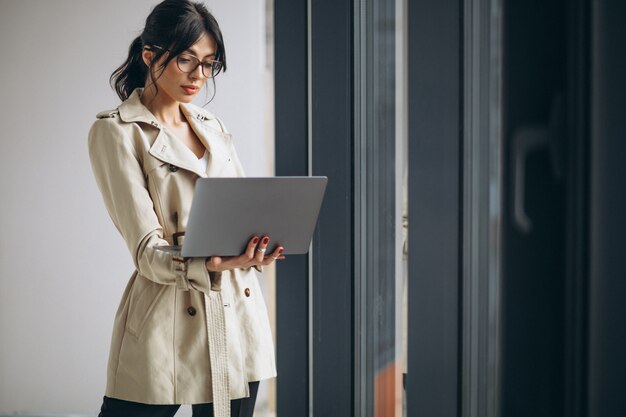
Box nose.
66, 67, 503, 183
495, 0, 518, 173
190, 63, 204, 80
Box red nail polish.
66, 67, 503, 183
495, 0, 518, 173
262, 237, 269, 244
278, 248, 284, 254
252, 237, 259, 244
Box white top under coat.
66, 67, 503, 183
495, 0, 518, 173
198, 150, 209, 173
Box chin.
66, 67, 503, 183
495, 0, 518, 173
170, 90, 197, 103
178, 95, 196, 103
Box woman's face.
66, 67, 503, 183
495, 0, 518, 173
147, 33, 218, 104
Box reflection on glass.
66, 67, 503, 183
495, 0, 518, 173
356, 0, 407, 415
400, 169, 408, 417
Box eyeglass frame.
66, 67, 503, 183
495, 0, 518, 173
146, 45, 223, 78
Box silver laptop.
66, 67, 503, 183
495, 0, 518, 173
158, 177, 327, 257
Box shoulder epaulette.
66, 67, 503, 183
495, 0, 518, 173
96, 109, 119, 119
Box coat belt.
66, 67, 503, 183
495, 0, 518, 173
205, 292, 230, 417
163, 231, 186, 246
167, 231, 231, 416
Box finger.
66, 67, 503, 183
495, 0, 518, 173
263, 246, 284, 265
255, 236, 270, 262
262, 256, 286, 266
206, 256, 223, 271
245, 236, 260, 260
268, 246, 284, 260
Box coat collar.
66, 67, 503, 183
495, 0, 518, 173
118, 89, 232, 178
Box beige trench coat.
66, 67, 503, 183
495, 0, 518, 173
88, 89, 276, 413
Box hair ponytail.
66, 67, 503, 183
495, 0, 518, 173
110, 36, 148, 101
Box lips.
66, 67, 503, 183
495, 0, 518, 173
181, 85, 199, 94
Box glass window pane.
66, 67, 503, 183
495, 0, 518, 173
355, 0, 407, 415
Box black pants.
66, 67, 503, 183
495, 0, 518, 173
98, 381, 259, 417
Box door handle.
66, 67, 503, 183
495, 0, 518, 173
511, 94, 564, 234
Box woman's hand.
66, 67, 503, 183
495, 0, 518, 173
205, 235, 285, 272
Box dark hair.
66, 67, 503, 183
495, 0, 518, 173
110, 0, 227, 101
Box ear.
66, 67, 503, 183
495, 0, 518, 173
141, 47, 154, 67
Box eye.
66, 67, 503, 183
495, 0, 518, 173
178, 57, 192, 63
209, 61, 223, 73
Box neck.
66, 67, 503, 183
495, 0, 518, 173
139, 85, 184, 126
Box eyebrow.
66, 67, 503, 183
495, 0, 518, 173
183, 50, 216, 59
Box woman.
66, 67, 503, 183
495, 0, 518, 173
88, 1, 279, 416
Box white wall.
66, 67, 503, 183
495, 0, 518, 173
0, 1, 271, 415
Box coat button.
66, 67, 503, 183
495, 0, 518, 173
244, 288, 251, 297
187, 306, 197, 316
169, 164, 178, 172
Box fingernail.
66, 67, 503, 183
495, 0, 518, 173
252, 237, 259, 244
262, 237, 269, 244
278, 248, 284, 254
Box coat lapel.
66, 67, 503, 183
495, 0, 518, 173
181, 104, 233, 178
117, 89, 232, 178
148, 129, 208, 177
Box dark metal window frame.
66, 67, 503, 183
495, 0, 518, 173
406, 0, 463, 416
275, 1, 601, 416
275, 0, 355, 416
462, 0, 503, 416
274, 1, 310, 416
275, 0, 465, 416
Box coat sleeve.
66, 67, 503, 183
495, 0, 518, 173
88, 118, 216, 292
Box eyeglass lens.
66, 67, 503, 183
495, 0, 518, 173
177, 55, 222, 78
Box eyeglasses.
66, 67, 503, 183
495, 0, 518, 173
148, 45, 223, 78
176, 53, 223, 78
